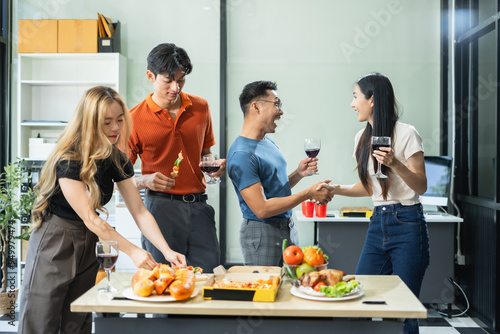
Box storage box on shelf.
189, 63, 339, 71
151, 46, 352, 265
58, 20, 98, 53
16, 53, 127, 287
18, 19, 99, 54
18, 19, 58, 53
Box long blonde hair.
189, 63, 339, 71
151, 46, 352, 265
31, 86, 131, 229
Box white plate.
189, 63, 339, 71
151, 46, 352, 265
122, 287, 199, 302
290, 286, 364, 301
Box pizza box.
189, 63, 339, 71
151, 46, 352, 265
202, 265, 282, 302
341, 206, 373, 218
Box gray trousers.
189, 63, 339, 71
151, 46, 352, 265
18, 214, 99, 334
142, 194, 220, 273
240, 218, 299, 266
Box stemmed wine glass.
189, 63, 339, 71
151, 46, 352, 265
96, 241, 119, 293
371, 136, 391, 179
201, 153, 221, 184
304, 137, 321, 175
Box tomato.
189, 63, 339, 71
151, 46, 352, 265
303, 247, 325, 266
283, 245, 304, 265
313, 282, 326, 292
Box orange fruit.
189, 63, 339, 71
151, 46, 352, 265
154, 273, 175, 295
153, 263, 174, 279
133, 279, 154, 297
131, 269, 156, 287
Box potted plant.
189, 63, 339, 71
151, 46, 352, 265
0, 159, 36, 314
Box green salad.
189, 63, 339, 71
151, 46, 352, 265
319, 280, 359, 298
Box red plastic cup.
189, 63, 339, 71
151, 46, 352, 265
315, 203, 327, 217
303, 201, 314, 217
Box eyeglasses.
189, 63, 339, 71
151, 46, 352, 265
256, 100, 283, 110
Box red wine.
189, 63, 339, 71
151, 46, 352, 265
97, 254, 118, 270
305, 149, 320, 158
202, 166, 220, 174
372, 144, 390, 152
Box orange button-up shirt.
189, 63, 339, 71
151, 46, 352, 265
128, 92, 216, 194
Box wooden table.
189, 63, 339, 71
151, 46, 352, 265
71, 273, 426, 333
295, 209, 463, 305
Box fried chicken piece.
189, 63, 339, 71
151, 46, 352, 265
299, 272, 310, 287
300, 271, 322, 287
300, 269, 348, 288
319, 269, 346, 287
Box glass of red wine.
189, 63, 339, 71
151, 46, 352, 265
371, 136, 391, 179
304, 137, 321, 175
201, 153, 221, 184
96, 241, 119, 293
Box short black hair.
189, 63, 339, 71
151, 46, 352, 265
239, 81, 277, 114
147, 43, 193, 78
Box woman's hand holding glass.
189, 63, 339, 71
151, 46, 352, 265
371, 136, 391, 179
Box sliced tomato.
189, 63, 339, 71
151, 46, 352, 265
313, 282, 326, 292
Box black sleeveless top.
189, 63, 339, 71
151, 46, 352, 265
48, 150, 134, 222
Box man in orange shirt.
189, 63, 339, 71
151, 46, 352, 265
128, 43, 224, 272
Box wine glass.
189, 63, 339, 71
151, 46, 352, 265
96, 241, 119, 293
201, 153, 221, 184
371, 136, 391, 179
304, 137, 321, 175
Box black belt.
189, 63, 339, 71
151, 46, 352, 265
146, 190, 207, 203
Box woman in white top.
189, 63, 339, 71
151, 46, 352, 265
322, 73, 429, 334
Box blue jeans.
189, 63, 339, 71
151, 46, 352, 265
355, 203, 430, 334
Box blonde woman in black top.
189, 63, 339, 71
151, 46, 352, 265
18, 86, 185, 334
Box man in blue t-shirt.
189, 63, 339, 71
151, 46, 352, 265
227, 80, 334, 266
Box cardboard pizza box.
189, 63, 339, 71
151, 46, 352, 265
202, 265, 282, 302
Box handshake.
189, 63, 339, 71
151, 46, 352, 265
306, 179, 335, 206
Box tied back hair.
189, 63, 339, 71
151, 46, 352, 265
354, 73, 399, 200
31, 86, 131, 230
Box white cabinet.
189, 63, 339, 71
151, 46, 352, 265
115, 205, 142, 272
17, 53, 127, 158
16, 53, 127, 287
114, 174, 144, 272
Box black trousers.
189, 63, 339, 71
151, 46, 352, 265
18, 214, 98, 334
142, 193, 220, 273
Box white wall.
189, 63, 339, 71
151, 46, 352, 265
12, 0, 441, 264
225, 0, 441, 262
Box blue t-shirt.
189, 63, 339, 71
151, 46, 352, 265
227, 136, 292, 222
